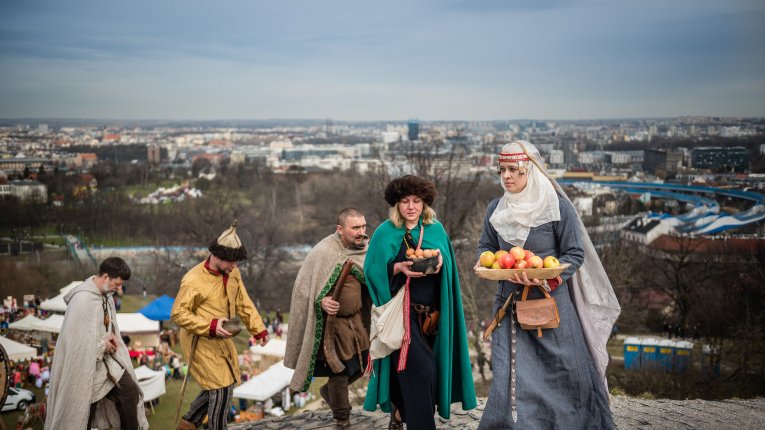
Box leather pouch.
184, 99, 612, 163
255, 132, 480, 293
421, 310, 440, 336
516, 285, 560, 337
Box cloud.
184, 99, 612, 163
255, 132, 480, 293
0, 0, 763, 119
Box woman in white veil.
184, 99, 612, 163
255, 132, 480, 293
476, 140, 620, 429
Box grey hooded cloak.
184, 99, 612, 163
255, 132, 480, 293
45, 277, 148, 430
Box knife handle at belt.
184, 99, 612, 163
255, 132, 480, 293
482, 294, 513, 341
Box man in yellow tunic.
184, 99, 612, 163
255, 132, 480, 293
172, 222, 269, 430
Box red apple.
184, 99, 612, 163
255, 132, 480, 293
498, 253, 516, 269
514, 260, 528, 269
524, 250, 535, 261
527, 255, 543, 269
509, 246, 525, 261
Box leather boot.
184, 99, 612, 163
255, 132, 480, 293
388, 405, 403, 430
335, 419, 351, 430
177, 418, 197, 430
319, 383, 331, 404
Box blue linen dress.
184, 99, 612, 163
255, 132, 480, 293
477, 196, 614, 429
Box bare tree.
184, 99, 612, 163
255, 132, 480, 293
685, 240, 765, 385
599, 240, 650, 331
640, 234, 721, 330
452, 199, 495, 382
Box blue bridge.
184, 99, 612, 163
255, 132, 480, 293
558, 180, 765, 235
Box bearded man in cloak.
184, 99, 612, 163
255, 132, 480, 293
285, 207, 371, 430
46, 257, 148, 430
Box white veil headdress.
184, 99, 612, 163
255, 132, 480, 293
493, 140, 621, 392
489, 141, 560, 246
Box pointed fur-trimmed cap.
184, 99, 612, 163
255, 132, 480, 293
209, 220, 247, 262
384, 175, 437, 207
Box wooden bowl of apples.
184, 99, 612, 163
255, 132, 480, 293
474, 264, 570, 281
406, 248, 440, 275
474, 246, 570, 281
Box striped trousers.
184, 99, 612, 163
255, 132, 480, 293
182, 384, 233, 430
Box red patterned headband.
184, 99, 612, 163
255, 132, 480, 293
498, 151, 529, 162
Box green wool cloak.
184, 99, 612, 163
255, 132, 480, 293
363, 218, 477, 418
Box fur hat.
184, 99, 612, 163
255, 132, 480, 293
209, 221, 247, 262
384, 175, 437, 207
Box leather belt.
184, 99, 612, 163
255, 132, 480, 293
412, 303, 434, 314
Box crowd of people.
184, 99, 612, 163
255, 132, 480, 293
1, 299, 56, 397
10, 358, 50, 390
133, 342, 187, 381
0, 294, 53, 326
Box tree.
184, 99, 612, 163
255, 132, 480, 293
641, 234, 720, 330
286, 165, 308, 225
684, 241, 765, 390
599, 240, 650, 331
383, 139, 496, 239
172, 187, 295, 309
452, 200, 495, 382
191, 158, 212, 177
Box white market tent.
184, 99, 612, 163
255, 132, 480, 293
116, 313, 160, 348
58, 281, 82, 294
0, 335, 37, 361
39, 280, 83, 313
232, 361, 295, 402
134, 365, 166, 402
9, 313, 159, 347
249, 338, 287, 359
39, 294, 68, 313
8, 314, 44, 331
32, 314, 65, 334
6, 314, 65, 334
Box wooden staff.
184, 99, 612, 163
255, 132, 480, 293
322, 260, 354, 373
174, 334, 199, 426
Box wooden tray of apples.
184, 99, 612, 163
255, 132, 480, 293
474, 246, 569, 281
474, 264, 570, 281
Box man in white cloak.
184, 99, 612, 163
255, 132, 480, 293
45, 257, 148, 430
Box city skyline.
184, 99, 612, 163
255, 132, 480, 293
1, 0, 764, 121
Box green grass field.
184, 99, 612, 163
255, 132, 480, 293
120, 294, 155, 313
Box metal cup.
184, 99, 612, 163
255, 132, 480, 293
221, 318, 242, 336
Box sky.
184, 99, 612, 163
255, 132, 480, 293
1, 0, 764, 121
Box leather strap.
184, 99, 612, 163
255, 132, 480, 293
520, 284, 552, 301
396, 224, 424, 372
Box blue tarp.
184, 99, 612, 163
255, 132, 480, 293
139, 295, 175, 321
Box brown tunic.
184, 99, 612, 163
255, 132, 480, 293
319, 276, 370, 361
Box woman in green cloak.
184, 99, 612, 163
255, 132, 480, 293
363, 175, 476, 429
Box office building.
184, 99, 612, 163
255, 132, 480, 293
691, 147, 749, 172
